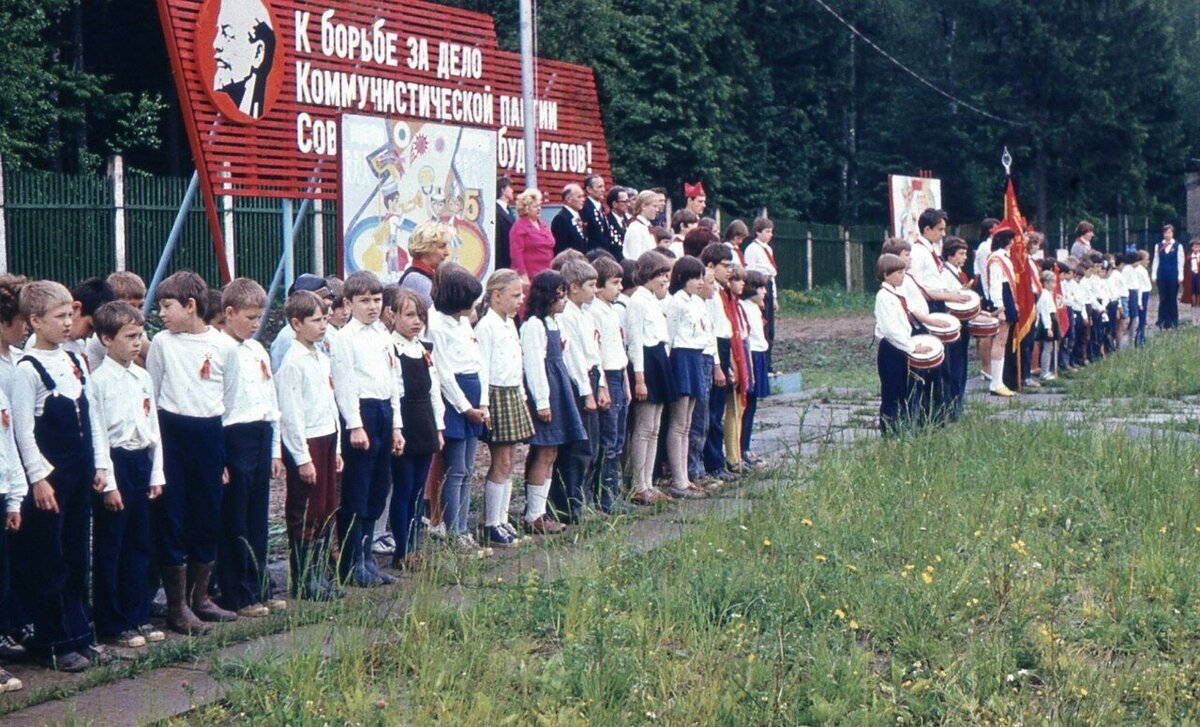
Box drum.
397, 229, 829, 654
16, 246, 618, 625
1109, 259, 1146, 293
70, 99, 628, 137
946, 289, 982, 320
907, 334, 945, 369
967, 314, 1000, 338
925, 313, 962, 344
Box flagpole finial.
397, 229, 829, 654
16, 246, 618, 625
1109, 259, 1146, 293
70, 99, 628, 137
1001, 147, 1013, 176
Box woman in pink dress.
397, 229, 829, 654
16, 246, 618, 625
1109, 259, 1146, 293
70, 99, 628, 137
508, 189, 556, 282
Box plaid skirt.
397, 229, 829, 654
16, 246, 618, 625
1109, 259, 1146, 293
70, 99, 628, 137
484, 385, 535, 444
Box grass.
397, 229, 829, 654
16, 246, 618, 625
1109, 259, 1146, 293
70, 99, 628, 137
177, 407, 1200, 724
771, 336, 877, 394
778, 287, 875, 319
1061, 326, 1200, 400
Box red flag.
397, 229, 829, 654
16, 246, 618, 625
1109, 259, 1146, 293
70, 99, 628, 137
995, 178, 1037, 347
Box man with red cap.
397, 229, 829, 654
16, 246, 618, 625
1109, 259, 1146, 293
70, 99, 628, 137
684, 182, 707, 217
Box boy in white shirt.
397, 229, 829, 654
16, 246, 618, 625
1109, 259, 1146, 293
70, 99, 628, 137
90, 301, 166, 650
328, 272, 403, 588
553, 258, 603, 524
12, 281, 110, 671
217, 279, 286, 618
743, 218, 779, 372
588, 257, 634, 514
146, 271, 238, 634
276, 291, 343, 601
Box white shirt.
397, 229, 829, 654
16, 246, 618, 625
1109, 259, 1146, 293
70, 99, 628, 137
665, 290, 710, 351
12, 347, 111, 483
1151, 239, 1186, 282
275, 341, 339, 466
0, 346, 18, 399
743, 239, 778, 282
90, 358, 166, 490
587, 298, 628, 371
901, 273, 930, 317
329, 317, 402, 431
940, 262, 968, 291
667, 240, 685, 259
705, 290, 733, 340
623, 216, 656, 260
428, 310, 485, 415
394, 334, 446, 431
223, 334, 282, 458
0, 387, 27, 512
1037, 289, 1056, 330
520, 316, 557, 411
624, 287, 669, 373
986, 251, 1014, 309
558, 299, 601, 396
741, 300, 768, 353
974, 238, 993, 281
909, 237, 950, 297
874, 284, 915, 354
473, 309, 525, 390
1133, 265, 1153, 293
146, 327, 237, 419
1107, 273, 1127, 301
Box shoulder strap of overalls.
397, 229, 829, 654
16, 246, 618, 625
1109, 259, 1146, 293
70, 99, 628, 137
18, 355, 56, 392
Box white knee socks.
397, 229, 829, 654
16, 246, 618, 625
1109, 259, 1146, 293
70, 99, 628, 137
484, 480, 505, 528
525, 480, 551, 522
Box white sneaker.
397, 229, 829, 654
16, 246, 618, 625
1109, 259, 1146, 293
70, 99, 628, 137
372, 533, 395, 555
426, 522, 448, 541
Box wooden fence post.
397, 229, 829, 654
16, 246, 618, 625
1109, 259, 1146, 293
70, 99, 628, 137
0, 153, 6, 275
109, 155, 127, 271
843, 228, 852, 292
805, 229, 813, 291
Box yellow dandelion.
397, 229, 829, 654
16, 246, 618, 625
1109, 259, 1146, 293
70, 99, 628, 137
834, 608, 846, 620
747, 653, 757, 663
1160, 527, 1168, 534
921, 572, 934, 585
763, 539, 772, 547
1079, 688, 1089, 697
924, 565, 935, 573
846, 564, 858, 573
904, 563, 916, 571
849, 620, 859, 630
815, 554, 827, 563
900, 571, 910, 578
935, 555, 942, 563
801, 518, 814, 527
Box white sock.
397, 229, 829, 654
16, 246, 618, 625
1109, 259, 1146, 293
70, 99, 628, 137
525, 481, 550, 522
501, 478, 513, 525
484, 481, 505, 528
990, 359, 1005, 391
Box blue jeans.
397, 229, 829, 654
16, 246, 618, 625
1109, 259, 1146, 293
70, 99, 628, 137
597, 370, 628, 511
688, 355, 713, 480
441, 435, 478, 536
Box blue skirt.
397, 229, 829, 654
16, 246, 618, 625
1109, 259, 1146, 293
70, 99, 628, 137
670, 347, 707, 399
750, 351, 770, 399
443, 372, 484, 442
640, 343, 678, 404
528, 357, 587, 447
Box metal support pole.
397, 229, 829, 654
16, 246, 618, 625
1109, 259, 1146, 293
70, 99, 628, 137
519, 0, 537, 188
144, 171, 200, 317
282, 199, 296, 292
258, 199, 312, 338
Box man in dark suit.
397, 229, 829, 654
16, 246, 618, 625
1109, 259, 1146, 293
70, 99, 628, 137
551, 184, 588, 255
581, 174, 614, 255
494, 175, 516, 269
605, 186, 629, 259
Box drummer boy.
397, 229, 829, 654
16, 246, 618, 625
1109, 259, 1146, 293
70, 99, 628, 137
874, 253, 931, 435
939, 237, 973, 420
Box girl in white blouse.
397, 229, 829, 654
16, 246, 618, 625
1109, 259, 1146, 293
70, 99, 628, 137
624, 251, 675, 505
663, 256, 709, 500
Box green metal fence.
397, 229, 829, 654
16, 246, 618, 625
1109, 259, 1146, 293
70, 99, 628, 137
2, 166, 339, 290
771, 219, 887, 291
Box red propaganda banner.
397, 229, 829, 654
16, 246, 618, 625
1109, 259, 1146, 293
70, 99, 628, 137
156, 0, 612, 278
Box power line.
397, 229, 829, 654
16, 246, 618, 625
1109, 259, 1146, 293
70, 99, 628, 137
809, 0, 1026, 127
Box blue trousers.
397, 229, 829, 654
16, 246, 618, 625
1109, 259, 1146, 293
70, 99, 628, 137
1136, 292, 1149, 345
218, 421, 274, 610
878, 340, 910, 436
703, 339, 732, 474
157, 411, 224, 567
688, 355, 713, 480
1157, 279, 1179, 328
597, 370, 628, 511
93, 447, 153, 637
337, 399, 393, 576
389, 452, 433, 561
441, 434, 478, 536
553, 369, 601, 523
